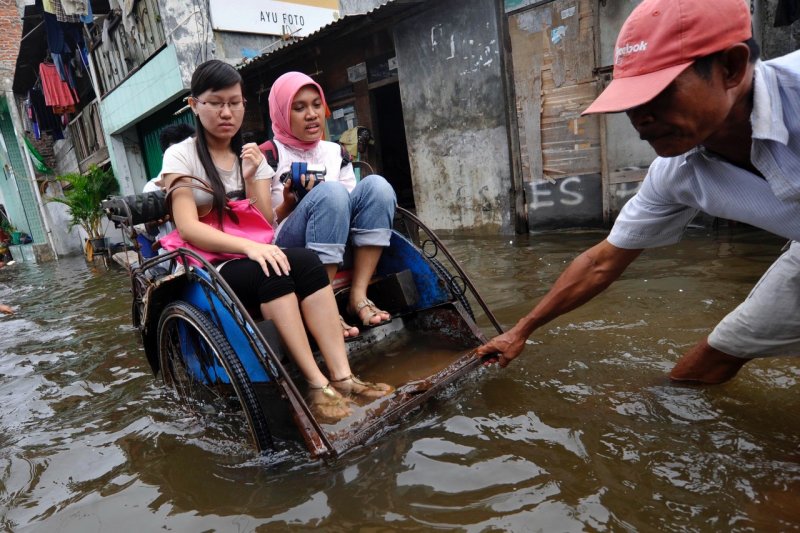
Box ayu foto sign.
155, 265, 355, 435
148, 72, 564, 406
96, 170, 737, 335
209, 0, 340, 38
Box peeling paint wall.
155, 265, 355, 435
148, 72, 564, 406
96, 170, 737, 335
757, 0, 800, 58
395, 0, 512, 233
339, 0, 387, 15
158, 0, 215, 84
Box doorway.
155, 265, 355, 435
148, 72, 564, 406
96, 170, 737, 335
372, 83, 414, 210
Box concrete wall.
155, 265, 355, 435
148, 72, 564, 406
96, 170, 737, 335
757, 0, 800, 58
44, 135, 83, 255
395, 0, 512, 233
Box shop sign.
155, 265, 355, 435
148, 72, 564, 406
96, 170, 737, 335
209, 0, 339, 37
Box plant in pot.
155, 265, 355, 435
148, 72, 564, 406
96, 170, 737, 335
50, 164, 119, 258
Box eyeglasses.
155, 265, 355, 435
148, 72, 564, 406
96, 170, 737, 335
193, 98, 247, 112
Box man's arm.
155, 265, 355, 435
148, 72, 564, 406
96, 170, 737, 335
475, 239, 642, 366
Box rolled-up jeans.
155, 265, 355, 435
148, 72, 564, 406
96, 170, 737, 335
274, 174, 397, 266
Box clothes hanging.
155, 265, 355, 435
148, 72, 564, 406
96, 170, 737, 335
39, 62, 77, 110
51, 0, 81, 23
28, 87, 64, 140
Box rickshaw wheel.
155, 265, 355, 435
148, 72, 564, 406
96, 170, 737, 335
157, 301, 273, 452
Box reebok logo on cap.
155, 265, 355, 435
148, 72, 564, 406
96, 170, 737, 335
583, 0, 752, 114
615, 41, 648, 65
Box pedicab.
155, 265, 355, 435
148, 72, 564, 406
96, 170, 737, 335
103, 191, 503, 459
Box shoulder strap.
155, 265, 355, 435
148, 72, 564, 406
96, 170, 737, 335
258, 139, 349, 170
164, 175, 214, 201
339, 143, 352, 168
259, 140, 279, 171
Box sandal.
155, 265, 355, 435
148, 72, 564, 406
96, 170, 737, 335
349, 298, 392, 327
339, 315, 360, 340
307, 382, 353, 422
330, 374, 394, 399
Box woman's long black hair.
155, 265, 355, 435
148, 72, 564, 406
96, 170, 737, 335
190, 59, 244, 226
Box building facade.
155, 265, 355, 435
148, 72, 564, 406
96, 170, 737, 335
8, 0, 800, 254
1, 0, 55, 262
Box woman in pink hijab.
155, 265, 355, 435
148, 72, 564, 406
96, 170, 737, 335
264, 72, 397, 336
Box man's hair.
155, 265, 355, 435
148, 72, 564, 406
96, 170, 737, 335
159, 123, 195, 152
693, 38, 761, 79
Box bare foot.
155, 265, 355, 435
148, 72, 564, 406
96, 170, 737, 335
339, 315, 359, 339
669, 338, 748, 384
0, 304, 13, 315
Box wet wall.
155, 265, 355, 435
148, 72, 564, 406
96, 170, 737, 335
394, 0, 513, 234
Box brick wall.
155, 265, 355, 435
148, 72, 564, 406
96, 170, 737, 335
0, 0, 22, 73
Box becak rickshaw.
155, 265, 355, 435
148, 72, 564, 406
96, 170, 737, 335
103, 192, 502, 459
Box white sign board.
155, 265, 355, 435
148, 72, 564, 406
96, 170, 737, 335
209, 0, 339, 38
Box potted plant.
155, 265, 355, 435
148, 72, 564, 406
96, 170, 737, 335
50, 164, 119, 257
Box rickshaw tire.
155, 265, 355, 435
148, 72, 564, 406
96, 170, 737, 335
157, 301, 274, 453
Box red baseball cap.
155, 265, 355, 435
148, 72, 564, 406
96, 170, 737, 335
583, 0, 752, 115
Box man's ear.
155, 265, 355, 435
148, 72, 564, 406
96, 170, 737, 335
719, 43, 752, 89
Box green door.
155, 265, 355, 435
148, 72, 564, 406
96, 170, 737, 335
138, 104, 195, 179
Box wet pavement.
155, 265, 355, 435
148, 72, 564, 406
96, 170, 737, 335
1, 226, 798, 531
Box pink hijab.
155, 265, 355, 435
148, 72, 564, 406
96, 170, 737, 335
268, 72, 328, 151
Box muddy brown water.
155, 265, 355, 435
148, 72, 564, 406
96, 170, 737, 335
1, 227, 798, 531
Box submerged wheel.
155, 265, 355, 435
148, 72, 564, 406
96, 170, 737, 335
429, 257, 475, 320
157, 301, 273, 452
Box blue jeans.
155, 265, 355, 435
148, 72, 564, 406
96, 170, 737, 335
275, 174, 397, 266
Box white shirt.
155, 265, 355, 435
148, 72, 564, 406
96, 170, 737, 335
269, 138, 357, 209
608, 51, 800, 249
159, 137, 274, 206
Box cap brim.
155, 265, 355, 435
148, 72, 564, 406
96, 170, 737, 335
582, 62, 694, 115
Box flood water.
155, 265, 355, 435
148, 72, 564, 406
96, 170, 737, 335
1, 227, 799, 531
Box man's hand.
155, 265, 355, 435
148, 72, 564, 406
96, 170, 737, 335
0, 303, 14, 315
474, 327, 529, 368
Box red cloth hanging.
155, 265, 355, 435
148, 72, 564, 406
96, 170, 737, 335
39, 63, 76, 110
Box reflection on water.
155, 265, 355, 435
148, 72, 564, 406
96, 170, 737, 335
1, 228, 799, 531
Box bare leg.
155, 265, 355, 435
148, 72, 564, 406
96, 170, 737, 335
324, 263, 359, 338
261, 293, 351, 419
349, 245, 390, 325
669, 337, 749, 384
260, 293, 330, 388
301, 285, 392, 398
299, 285, 352, 379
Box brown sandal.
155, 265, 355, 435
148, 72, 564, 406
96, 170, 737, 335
349, 298, 391, 327
330, 374, 394, 399
307, 382, 353, 421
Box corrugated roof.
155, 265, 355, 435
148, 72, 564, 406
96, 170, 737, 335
237, 0, 423, 72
